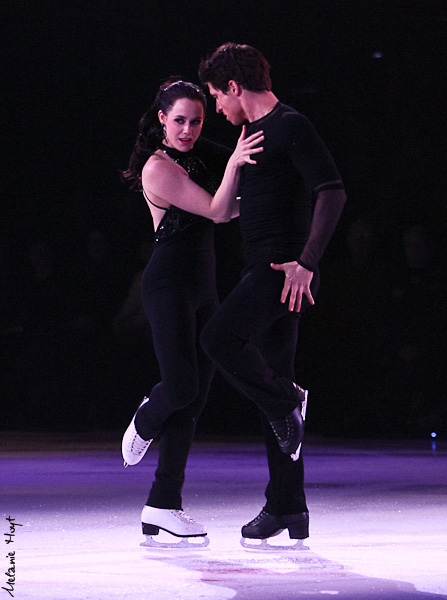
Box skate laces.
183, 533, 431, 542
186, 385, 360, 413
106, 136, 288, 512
271, 417, 293, 442
171, 510, 198, 524
249, 510, 269, 526
129, 432, 150, 455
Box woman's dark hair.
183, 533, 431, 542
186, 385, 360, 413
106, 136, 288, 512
198, 43, 271, 94
121, 78, 207, 190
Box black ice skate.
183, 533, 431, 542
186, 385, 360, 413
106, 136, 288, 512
240, 508, 309, 550
269, 384, 308, 461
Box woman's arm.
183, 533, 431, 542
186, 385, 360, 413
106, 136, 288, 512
142, 126, 263, 222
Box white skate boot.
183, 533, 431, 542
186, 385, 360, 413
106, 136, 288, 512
140, 506, 209, 548
122, 397, 153, 467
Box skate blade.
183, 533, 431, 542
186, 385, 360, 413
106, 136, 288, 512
290, 442, 302, 461
240, 537, 308, 551
301, 390, 308, 420
141, 534, 210, 549
290, 391, 308, 461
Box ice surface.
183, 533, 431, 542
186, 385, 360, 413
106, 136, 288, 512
2, 433, 446, 599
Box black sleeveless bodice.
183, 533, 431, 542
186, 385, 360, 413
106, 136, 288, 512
152, 145, 219, 244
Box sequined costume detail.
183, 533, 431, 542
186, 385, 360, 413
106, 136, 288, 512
151, 145, 218, 244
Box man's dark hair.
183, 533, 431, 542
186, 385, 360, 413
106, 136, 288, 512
199, 43, 272, 93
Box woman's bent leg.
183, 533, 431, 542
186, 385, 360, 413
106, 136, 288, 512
146, 297, 217, 509
136, 288, 201, 437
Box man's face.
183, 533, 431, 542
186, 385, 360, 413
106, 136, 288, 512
207, 83, 246, 126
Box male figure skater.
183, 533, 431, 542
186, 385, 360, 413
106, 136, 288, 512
199, 43, 346, 540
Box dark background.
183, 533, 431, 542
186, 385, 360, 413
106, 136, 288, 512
2, 0, 446, 440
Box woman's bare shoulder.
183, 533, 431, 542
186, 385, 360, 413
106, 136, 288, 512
143, 150, 186, 179
141, 151, 189, 203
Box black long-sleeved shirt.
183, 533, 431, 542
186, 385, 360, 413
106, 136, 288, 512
241, 102, 345, 270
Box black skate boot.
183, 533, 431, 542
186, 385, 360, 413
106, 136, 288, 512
269, 384, 308, 460
241, 509, 309, 540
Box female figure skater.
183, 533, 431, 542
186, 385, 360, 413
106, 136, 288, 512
121, 79, 263, 541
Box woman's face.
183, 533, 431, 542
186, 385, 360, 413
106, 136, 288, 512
159, 98, 204, 153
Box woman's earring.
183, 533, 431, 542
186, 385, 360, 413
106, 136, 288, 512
161, 123, 166, 141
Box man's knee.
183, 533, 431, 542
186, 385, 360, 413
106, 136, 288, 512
200, 320, 219, 360
201, 316, 242, 369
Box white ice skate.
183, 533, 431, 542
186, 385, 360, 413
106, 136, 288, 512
290, 385, 308, 461
122, 396, 153, 467
140, 506, 209, 548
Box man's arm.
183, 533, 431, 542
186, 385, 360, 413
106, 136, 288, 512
271, 185, 346, 312
298, 185, 346, 271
